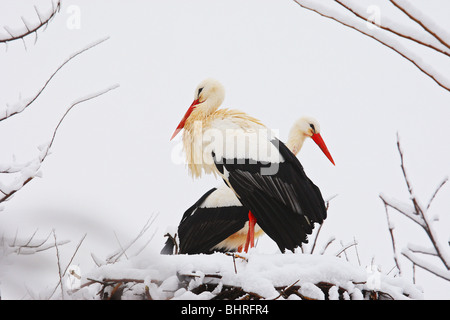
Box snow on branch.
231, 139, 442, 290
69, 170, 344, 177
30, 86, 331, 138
334, 0, 450, 57
292, 0, 450, 93
0, 37, 110, 123
402, 248, 450, 282
380, 133, 450, 282
0, 84, 119, 207
69, 252, 423, 300
389, 0, 450, 51
62, 211, 422, 300
0, 0, 61, 47
0, 229, 69, 256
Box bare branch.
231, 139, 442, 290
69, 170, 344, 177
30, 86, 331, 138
335, 240, 358, 258
426, 177, 448, 210
396, 133, 424, 216
106, 215, 156, 264
318, 236, 336, 255
308, 223, 323, 254
304, 194, 336, 254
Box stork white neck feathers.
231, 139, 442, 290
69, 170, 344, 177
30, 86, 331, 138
286, 116, 335, 165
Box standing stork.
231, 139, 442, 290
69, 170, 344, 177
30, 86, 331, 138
162, 116, 333, 254
170, 79, 334, 253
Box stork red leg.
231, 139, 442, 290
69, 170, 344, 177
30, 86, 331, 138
244, 211, 257, 253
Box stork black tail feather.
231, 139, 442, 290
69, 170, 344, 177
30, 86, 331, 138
160, 236, 176, 255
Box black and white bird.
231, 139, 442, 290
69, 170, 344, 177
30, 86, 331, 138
161, 115, 334, 254
167, 79, 334, 253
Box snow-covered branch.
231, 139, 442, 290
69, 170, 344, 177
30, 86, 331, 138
0, 229, 69, 256
0, 84, 119, 207
402, 248, 450, 282
380, 134, 450, 283
292, 0, 450, 93
0, 0, 61, 47
90, 216, 158, 268
0, 37, 110, 123
70, 252, 423, 300
389, 0, 450, 51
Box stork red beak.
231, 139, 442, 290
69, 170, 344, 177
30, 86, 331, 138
311, 133, 335, 165
170, 99, 200, 141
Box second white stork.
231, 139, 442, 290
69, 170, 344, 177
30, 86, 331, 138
162, 116, 334, 254
170, 79, 334, 253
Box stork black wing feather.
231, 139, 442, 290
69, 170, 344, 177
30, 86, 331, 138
178, 205, 248, 254
218, 138, 327, 252
164, 188, 248, 254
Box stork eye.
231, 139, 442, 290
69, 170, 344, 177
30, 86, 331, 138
197, 87, 204, 97
310, 123, 316, 133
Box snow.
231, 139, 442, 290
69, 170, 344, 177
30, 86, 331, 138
67, 251, 423, 300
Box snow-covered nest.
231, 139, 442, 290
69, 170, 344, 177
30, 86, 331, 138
70, 251, 423, 300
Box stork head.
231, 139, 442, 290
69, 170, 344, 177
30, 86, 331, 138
288, 116, 335, 165
171, 78, 225, 140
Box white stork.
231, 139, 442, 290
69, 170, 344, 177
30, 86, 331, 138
169, 79, 334, 253
161, 116, 334, 254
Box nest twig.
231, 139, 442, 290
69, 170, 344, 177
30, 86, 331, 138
77, 273, 398, 300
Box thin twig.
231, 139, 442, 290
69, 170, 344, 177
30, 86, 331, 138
396, 133, 422, 216
309, 223, 323, 254
426, 177, 448, 210
353, 236, 361, 266
273, 279, 300, 300
53, 230, 65, 300
107, 215, 154, 263
48, 233, 87, 299
383, 202, 402, 275
308, 195, 336, 254
335, 241, 357, 258
113, 231, 129, 260
225, 252, 248, 262
319, 236, 336, 255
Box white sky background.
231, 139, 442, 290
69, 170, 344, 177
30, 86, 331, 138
0, 0, 449, 299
